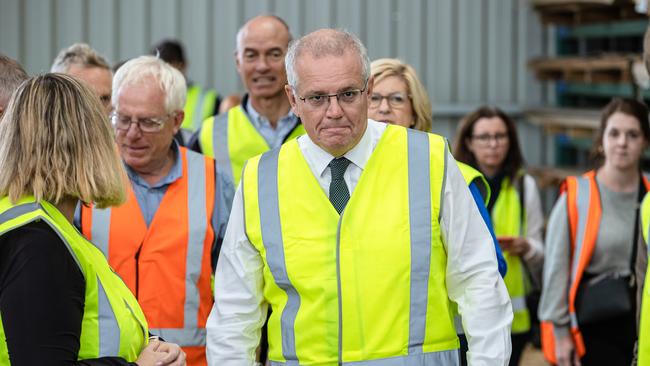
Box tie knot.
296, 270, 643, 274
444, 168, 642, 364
329, 157, 351, 180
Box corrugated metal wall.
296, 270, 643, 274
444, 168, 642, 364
0, 0, 550, 162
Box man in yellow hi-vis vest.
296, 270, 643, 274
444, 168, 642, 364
206, 28, 513, 366
189, 15, 305, 186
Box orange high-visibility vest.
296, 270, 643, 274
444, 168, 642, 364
81, 147, 216, 366
541, 170, 650, 364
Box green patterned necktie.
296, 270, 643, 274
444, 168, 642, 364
328, 157, 351, 214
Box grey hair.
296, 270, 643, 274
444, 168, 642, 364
51, 43, 110, 73
112, 55, 186, 113
0, 54, 28, 109
285, 28, 370, 90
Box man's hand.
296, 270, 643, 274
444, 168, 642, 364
500, 236, 530, 256
136, 340, 186, 366
556, 335, 581, 366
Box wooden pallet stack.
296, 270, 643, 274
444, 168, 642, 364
529, 54, 640, 83
532, 0, 645, 24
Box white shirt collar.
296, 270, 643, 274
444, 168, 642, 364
299, 119, 386, 177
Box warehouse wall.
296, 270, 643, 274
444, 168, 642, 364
0, 0, 550, 163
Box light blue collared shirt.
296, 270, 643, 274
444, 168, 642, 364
126, 140, 233, 235
245, 97, 299, 148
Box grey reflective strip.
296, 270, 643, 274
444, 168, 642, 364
192, 91, 206, 130
90, 206, 112, 257
212, 112, 233, 183
0, 203, 122, 353
439, 139, 449, 222
453, 314, 464, 334
511, 296, 527, 312
0, 203, 83, 271
149, 327, 207, 347
570, 177, 591, 285
0, 202, 42, 225
336, 216, 344, 365
258, 148, 300, 363
184, 151, 208, 337
97, 275, 121, 356
516, 177, 525, 237
570, 313, 579, 329
270, 349, 459, 366
406, 129, 432, 353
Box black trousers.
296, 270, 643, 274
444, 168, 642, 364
509, 332, 530, 366
579, 310, 636, 366
459, 332, 529, 366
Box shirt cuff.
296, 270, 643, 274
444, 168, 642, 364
553, 323, 570, 339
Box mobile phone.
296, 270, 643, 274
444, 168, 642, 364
496, 236, 514, 249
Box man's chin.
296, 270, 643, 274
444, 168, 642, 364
249, 87, 284, 99
123, 156, 149, 170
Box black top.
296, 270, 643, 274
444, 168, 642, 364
486, 170, 507, 213
0, 220, 137, 365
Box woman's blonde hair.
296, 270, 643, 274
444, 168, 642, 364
0, 73, 126, 208
370, 58, 432, 132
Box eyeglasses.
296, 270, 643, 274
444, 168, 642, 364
110, 112, 170, 133
368, 93, 410, 109
471, 132, 509, 146
297, 84, 368, 109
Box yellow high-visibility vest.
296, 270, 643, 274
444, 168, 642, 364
0, 196, 148, 363
183, 84, 218, 132
457, 162, 491, 204
638, 192, 650, 365
492, 174, 531, 334
242, 125, 459, 365
199, 105, 304, 185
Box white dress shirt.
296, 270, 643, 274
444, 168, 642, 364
206, 120, 513, 366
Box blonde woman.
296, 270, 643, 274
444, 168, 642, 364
368, 58, 431, 131
0, 74, 184, 365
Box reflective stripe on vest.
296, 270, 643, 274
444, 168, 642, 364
257, 148, 300, 361
244, 125, 458, 364
492, 175, 531, 334
541, 171, 650, 364
269, 349, 459, 365
642, 192, 650, 245
636, 191, 650, 364
183, 85, 217, 132
81, 148, 214, 350
0, 198, 148, 361
457, 162, 491, 205
406, 128, 435, 352
199, 105, 305, 186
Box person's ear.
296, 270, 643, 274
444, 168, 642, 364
171, 111, 184, 134
366, 75, 374, 100
285, 85, 300, 117
234, 50, 242, 73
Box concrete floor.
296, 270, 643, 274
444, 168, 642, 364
520, 344, 548, 366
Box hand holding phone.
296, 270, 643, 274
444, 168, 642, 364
496, 236, 514, 250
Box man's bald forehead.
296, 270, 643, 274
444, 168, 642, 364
236, 15, 292, 53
